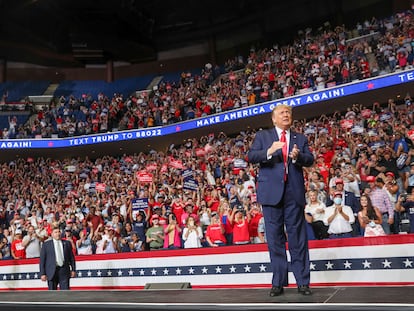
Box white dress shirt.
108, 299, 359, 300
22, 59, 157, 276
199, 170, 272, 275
323, 204, 355, 234
53, 239, 64, 267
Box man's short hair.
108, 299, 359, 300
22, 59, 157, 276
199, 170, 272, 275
272, 104, 292, 115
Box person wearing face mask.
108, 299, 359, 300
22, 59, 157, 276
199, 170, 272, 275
323, 191, 355, 239
326, 178, 360, 236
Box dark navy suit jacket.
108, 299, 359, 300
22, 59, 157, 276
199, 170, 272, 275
39, 239, 76, 280
247, 127, 314, 206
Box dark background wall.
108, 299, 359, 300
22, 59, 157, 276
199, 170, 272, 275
0, 0, 411, 83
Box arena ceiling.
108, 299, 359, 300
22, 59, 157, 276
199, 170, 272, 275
0, 0, 393, 67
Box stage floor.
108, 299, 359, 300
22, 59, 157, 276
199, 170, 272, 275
0, 286, 413, 311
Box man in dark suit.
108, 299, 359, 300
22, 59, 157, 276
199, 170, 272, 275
40, 226, 76, 290
247, 105, 314, 296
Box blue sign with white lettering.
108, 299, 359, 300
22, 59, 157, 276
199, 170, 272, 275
1, 70, 413, 150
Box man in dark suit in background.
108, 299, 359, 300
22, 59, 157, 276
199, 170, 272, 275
247, 105, 314, 297
40, 226, 76, 290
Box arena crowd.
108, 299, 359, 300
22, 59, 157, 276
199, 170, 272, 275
3, 10, 414, 139
1, 11, 414, 259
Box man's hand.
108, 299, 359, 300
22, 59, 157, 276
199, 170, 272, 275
289, 144, 299, 160
267, 141, 285, 156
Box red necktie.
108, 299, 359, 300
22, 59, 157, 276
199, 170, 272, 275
280, 130, 287, 180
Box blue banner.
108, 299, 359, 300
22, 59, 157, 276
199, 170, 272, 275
1, 70, 413, 150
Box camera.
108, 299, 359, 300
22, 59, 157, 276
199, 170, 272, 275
400, 194, 407, 202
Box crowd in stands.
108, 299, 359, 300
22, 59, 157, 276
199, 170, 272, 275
3, 10, 414, 139
1, 11, 414, 259
1, 94, 414, 259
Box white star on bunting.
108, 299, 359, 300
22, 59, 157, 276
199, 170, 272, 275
343, 261, 352, 269
403, 258, 413, 268
362, 260, 371, 269
382, 259, 392, 268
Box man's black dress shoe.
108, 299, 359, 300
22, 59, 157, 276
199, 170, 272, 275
269, 286, 284, 296
298, 285, 312, 295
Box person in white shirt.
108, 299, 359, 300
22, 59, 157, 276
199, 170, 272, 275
102, 226, 118, 254
22, 225, 42, 258
304, 190, 328, 240
323, 191, 355, 239
182, 216, 203, 248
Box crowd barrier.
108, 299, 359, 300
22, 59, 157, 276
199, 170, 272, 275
0, 234, 413, 290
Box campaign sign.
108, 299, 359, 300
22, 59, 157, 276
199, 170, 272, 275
183, 177, 198, 191
182, 169, 194, 179
131, 198, 148, 220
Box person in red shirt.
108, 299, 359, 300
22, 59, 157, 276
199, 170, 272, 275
152, 207, 168, 226
229, 206, 251, 245
315, 154, 330, 185
152, 193, 166, 211
320, 143, 334, 166
360, 57, 371, 78
205, 213, 226, 247
205, 187, 220, 212
62, 227, 77, 256
83, 206, 104, 233
11, 229, 26, 259
218, 200, 233, 244
202, 103, 212, 115
171, 197, 186, 227
248, 203, 263, 243
356, 152, 370, 189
